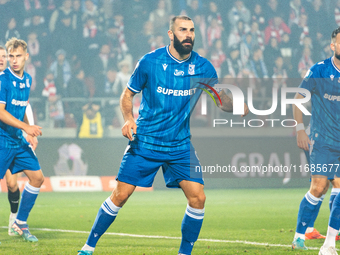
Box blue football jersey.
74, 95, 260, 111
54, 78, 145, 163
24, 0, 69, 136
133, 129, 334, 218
127, 45, 218, 151
0, 67, 32, 148
299, 57, 340, 145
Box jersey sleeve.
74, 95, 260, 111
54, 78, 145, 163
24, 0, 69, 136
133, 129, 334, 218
0, 74, 8, 105
298, 67, 317, 96
127, 56, 148, 93
202, 59, 220, 92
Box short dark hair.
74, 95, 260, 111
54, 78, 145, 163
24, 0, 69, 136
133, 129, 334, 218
169, 15, 192, 31
331, 27, 340, 42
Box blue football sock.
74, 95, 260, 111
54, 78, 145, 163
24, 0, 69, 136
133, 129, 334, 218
86, 197, 121, 248
179, 205, 204, 255
329, 188, 340, 211
16, 183, 40, 222
295, 191, 320, 236
329, 192, 340, 231
323, 193, 340, 248
307, 194, 325, 228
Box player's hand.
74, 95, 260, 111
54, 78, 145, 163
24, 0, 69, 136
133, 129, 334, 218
26, 134, 38, 150
296, 130, 311, 151
121, 118, 137, 141
242, 103, 249, 117
24, 124, 42, 137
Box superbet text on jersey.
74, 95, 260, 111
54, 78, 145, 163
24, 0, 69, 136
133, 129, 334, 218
0, 67, 32, 148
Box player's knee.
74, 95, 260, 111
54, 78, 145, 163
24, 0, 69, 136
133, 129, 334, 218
112, 190, 131, 206
188, 193, 206, 208
198, 193, 206, 204
324, 181, 331, 194
332, 179, 340, 189
32, 175, 44, 187
6, 179, 18, 192
38, 175, 45, 186
310, 185, 325, 198
115, 192, 129, 202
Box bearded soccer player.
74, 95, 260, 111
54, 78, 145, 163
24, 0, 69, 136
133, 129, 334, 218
0, 45, 38, 237
0, 38, 43, 242
78, 15, 248, 255
318, 27, 340, 255
291, 27, 340, 255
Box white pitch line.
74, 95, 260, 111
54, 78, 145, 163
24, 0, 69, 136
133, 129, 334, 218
0, 226, 320, 250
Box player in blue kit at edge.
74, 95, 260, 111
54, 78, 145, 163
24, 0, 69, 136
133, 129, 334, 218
291, 27, 340, 255
0, 45, 38, 237
0, 38, 43, 242
78, 15, 249, 255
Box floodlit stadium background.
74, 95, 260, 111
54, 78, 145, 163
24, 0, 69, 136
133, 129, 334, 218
0, 1, 338, 254
0, 0, 335, 191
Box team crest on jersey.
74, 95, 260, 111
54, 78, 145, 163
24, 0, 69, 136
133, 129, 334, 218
331, 75, 334, 81
12, 81, 16, 87
26, 79, 30, 88
188, 64, 195, 75
162, 64, 168, 71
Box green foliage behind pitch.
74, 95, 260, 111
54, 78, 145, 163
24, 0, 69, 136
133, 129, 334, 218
0, 189, 330, 254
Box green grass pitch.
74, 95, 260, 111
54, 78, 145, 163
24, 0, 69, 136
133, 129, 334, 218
0, 189, 331, 254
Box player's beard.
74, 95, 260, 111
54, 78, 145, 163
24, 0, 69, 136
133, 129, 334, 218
173, 34, 194, 55
335, 52, 340, 61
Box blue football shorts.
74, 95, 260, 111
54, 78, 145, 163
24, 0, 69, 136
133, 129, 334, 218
0, 143, 41, 179
116, 143, 203, 188
308, 136, 340, 179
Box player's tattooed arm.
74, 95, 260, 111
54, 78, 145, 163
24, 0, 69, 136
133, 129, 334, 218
120, 88, 137, 141
216, 90, 249, 117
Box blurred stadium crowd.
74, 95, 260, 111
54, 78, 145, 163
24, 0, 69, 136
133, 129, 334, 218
0, 0, 336, 131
